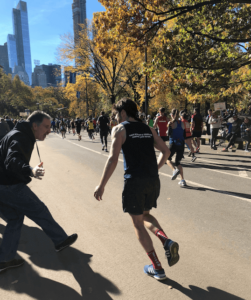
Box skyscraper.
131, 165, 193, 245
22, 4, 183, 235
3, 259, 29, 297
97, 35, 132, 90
72, 0, 87, 42
0, 42, 12, 75
8, 1, 32, 85
7, 35, 18, 70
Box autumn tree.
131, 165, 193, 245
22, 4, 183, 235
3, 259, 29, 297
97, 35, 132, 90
57, 22, 144, 104
64, 75, 103, 118
95, 0, 251, 112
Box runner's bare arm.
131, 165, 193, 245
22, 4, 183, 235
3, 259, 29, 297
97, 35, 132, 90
150, 128, 170, 169
153, 118, 158, 129
94, 125, 126, 201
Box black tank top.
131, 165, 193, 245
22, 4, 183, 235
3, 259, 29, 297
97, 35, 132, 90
121, 121, 158, 179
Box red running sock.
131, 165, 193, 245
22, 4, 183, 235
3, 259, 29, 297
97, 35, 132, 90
147, 249, 162, 270
155, 229, 168, 246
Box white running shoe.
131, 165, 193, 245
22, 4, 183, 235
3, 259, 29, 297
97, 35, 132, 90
178, 180, 187, 187
191, 156, 197, 162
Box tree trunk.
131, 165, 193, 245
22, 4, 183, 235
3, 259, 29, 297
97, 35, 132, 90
110, 95, 116, 104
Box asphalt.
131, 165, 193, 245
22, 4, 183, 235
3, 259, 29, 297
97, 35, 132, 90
0, 130, 250, 300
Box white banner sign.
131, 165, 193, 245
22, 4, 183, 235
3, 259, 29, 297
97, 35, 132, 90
19, 112, 28, 117
214, 102, 226, 111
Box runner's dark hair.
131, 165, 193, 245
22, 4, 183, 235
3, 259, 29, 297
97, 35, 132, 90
171, 108, 179, 120
182, 112, 189, 120
113, 98, 142, 122
27, 111, 51, 127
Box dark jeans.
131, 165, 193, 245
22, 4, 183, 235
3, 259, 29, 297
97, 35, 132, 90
243, 136, 251, 150
100, 130, 108, 148
211, 128, 219, 148
0, 183, 67, 262
226, 133, 238, 149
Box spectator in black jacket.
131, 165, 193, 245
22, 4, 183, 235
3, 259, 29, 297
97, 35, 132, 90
0, 111, 77, 272
4, 115, 14, 130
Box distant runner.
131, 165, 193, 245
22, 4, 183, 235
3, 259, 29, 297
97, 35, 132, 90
98, 111, 109, 152
154, 108, 169, 142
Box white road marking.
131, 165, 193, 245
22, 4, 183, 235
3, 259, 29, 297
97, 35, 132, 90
55, 135, 102, 155
187, 161, 251, 180
239, 171, 248, 177
198, 158, 250, 172
159, 172, 251, 203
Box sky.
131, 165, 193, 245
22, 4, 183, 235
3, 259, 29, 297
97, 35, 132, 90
0, 0, 105, 70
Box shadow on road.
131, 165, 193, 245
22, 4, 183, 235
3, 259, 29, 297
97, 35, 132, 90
184, 162, 251, 173
161, 278, 244, 300
200, 156, 251, 164
0, 224, 120, 300
202, 152, 250, 159
181, 185, 251, 200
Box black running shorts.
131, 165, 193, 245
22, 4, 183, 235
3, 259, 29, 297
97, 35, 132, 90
76, 127, 81, 134
160, 136, 169, 142
168, 143, 184, 166
192, 131, 202, 138
122, 177, 160, 215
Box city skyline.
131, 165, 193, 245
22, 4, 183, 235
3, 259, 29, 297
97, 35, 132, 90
0, 0, 104, 71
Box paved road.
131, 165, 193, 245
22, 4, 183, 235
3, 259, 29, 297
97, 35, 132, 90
0, 131, 250, 300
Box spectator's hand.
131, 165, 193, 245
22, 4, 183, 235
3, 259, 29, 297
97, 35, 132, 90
246, 128, 250, 131
94, 185, 104, 201
32, 162, 45, 180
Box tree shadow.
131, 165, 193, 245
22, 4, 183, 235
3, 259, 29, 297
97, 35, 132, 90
183, 162, 251, 173
201, 157, 251, 164
204, 152, 248, 159
160, 278, 245, 300
0, 224, 120, 300
181, 185, 251, 200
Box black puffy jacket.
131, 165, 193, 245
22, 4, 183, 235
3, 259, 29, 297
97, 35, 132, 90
0, 121, 36, 185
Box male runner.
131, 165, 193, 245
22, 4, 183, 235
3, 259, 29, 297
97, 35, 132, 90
98, 111, 109, 152
166, 109, 187, 186
87, 117, 95, 140
75, 117, 82, 141
180, 111, 197, 162
153, 108, 169, 142
191, 108, 203, 153
94, 98, 180, 281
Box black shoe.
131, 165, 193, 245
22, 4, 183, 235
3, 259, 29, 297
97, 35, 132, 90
0, 259, 25, 272
164, 239, 180, 267
213, 146, 217, 150
55, 234, 78, 252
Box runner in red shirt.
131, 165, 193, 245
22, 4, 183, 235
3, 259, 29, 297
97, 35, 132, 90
154, 108, 169, 142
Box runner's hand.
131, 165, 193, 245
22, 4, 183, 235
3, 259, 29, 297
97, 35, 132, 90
94, 185, 104, 201
32, 162, 45, 180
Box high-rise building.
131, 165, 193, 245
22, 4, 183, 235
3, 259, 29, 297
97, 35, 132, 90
32, 65, 47, 88
9, 1, 32, 85
41, 64, 62, 87
12, 65, 30, 86
0, 42, 12, 75
72, 0, 87, 42
7, 35, 18, 71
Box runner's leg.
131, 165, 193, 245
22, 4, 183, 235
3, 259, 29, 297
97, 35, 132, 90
104, 131, 108, 149
130, 214, 163, 270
